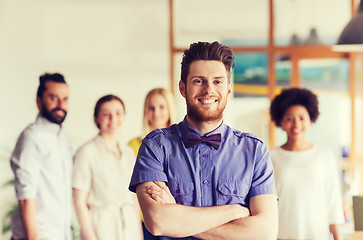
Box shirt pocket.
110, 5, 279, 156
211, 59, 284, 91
217, 180, 250, 206
168, 180, 194, 206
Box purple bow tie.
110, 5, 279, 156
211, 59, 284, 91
185, 132, 221, 149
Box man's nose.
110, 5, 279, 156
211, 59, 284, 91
57, 99, 67, 110
202, 82, 215, 94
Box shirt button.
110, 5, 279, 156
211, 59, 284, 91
203, 180, 208, 184
233, 189, 237, 194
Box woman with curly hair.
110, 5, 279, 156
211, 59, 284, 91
269, 88, 344, 240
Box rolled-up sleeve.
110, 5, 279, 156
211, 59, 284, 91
129, 136, 168, 193
11, 132, 42, 200
249, 142, 277, 198
72, 147, 92, 192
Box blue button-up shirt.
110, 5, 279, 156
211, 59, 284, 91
129, 117, 276, 239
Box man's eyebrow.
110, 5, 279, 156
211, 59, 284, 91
190, 75, 206, 79
190, 75, 226, 79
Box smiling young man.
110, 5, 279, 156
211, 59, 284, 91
129, 41, 278, 240
10, 73, 73, 240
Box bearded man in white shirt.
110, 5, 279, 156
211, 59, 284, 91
10, 73, 73, 240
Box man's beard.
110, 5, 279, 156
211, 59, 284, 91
186, 95, 226, 123
41, 105, 67, 125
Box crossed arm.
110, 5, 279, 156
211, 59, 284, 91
136, 181, 278, 240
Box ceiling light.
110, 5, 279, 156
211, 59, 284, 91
332, 0, 363, 52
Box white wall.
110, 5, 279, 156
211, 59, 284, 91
0, 0, 169, 238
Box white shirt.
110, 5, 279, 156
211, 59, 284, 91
11, 115, 73, 240
270, 145, 344, 240
72, 135, 142, 240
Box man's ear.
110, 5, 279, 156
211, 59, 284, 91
36, 96, 42, 111
227, 82, 232, 96
179, 80, 186, 98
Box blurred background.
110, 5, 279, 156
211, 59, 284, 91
1, 0, 363, 238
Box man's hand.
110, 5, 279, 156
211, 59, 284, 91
146, 181, 176, 204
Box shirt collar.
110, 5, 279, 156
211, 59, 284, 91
36, 114, 62, 135
94, 134, 122, 158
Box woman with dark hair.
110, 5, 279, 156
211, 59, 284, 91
73, 95, 142, 240
269, 88, 344, 240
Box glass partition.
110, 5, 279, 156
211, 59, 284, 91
300, 59, 349, 92
275, 54, 291, 87
233, 53, 268, 97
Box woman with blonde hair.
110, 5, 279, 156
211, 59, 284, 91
128, 88, 176, 155
128, 88, 176, 240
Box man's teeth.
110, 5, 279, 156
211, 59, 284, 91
201, 99, 215, 104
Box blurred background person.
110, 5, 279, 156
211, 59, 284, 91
128, 88, 176, 155
73, 94, 142, 240
128, 88, 176, 240
269, 88, 344, 240
10, 73, 72, 240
